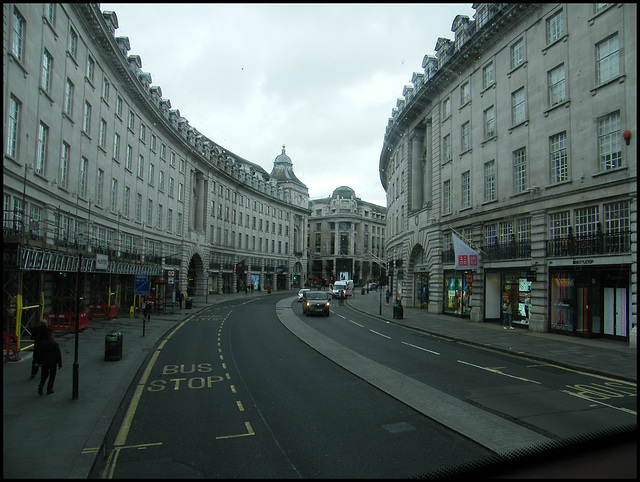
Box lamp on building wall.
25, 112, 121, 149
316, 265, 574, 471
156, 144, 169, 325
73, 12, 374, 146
622, 129, 631, 146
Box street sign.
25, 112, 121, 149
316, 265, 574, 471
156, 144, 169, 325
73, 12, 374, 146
134, 274, 151, 295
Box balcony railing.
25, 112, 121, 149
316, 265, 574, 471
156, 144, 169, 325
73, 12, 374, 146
546, 231, 631, 257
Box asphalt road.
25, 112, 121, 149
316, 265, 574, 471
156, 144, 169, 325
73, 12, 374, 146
95, 293, 636, 478
99, 294, 491, 478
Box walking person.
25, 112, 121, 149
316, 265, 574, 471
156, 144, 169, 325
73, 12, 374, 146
37, 332, 62, 395
503, 297, 514, 330
385, 289, 391, 305
177, 290, 183, 309
31, 321, 52, 378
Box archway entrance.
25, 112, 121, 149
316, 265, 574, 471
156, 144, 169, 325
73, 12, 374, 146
187, 253, 205, 296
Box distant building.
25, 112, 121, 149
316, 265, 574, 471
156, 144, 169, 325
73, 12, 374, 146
381, 3, 636, 344
308, 187, 386, 287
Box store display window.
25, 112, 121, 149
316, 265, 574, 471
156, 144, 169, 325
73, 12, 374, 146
502, 273, 531, 325
444, 271, 472, 316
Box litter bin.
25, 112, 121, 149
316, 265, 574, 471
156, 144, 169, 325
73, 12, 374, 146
185, 298, 192, 309
361, 288, 365, 295
105, 331, 123, 361
393, 302, 404, 319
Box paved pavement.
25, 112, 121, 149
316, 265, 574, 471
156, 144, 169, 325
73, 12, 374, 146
3, 288, 636, 478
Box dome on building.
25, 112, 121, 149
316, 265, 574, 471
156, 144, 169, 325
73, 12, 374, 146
331, 186, 356, 199
270, 145, 306, 187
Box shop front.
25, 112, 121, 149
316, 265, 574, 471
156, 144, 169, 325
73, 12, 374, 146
549, 267, 629, 339
413, 272, 429, 309
484, 270, 532, 326
443, 270, 473, 316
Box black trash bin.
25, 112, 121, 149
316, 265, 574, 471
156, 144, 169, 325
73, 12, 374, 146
105, 331, 123, 361
393, 302, 404, 319
185, 298, 192, 309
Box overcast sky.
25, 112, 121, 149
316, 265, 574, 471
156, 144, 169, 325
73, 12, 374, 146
101, 3, 475, 207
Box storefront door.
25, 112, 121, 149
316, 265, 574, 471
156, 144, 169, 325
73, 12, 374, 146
604, 287, 627, 337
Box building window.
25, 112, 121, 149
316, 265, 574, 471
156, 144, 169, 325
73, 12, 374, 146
179, 158, 185, 173
60, 142, 69, 188
513, 147, 527, 193
548, 64, 566, 106
170, 151, 176, 168
484, 224, 497, 247
99, 119, 107, 148
575, 206, 599, 238
6, 96, 21, 158
598, 111, 621, 171
135, 194, 142, 222
460, 82, 470, 105
96, 169, 104, 206
137, 155, 144, 179
128, 111, 135, 130
604, 201, 630, 234
177, 213, 182, 235
511, 37, 524, 69
159, 170, 164, 191
178, 183, 183, 202
86, 56, 95, 83
550, 210, 569, 239
596, 34, 619, 85
167, 208, 172, 232
151, 134, 157, 152
484, 160, 495, 202
82, 101, 91, 134
157, 204, 163, 230
126, 145, 133, 171
64, 79, 74, 116
68, 28, 78, 58
461, 121, 470, 152
41, 50, 53, 92
443, 180, 451, 214
483, 106, 495, 139
482, 62, 494, 89
461, 171, 471, 208
147, 199, 153, 226
148, 163, 154, 186
113, 133, 121, 161
12, 7, 25, 62
442, 134, 451, 161
36, 122, 48, 175
516, 217, 531, 244
116, 96, 123, 117
139, 123, 146, 142
442, 97, 451, 118
80, 157, 88, 198
111, 179, 118, 212
546, 9, 564, 45
550, 132, 568, 184
161, 143, 166, 159
124, 186, 130, 218
500, 221, 514, 244
101, 78, 110, 103
512, 88, 526, 125
169, 177, 174, 197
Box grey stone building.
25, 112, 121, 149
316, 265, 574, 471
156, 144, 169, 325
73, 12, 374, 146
380, 3, 637, 345
3, 4, 308, 343
308, 186, 386, 287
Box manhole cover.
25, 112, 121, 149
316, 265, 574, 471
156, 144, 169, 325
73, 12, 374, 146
382, 422, 416, 433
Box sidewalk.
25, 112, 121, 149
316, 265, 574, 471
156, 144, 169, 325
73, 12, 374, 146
347, 289, 637, 383
3, 288, 636, 478
3, 291, 268, 479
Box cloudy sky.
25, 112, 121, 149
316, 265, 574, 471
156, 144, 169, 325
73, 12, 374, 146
101, 3, 475, 207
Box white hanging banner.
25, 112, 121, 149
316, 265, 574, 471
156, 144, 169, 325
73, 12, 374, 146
453, 233, 480, 270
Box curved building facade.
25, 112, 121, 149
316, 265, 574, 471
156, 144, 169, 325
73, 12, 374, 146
3, 4, 308, 341
380, 4, 636, 344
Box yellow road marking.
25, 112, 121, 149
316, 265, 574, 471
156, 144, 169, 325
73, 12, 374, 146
215, 422, 254, 440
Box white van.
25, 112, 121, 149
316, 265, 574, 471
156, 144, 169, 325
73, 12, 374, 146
331, 280, 354, 298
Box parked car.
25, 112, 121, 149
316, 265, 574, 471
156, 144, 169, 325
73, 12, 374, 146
302, 291, 331, 317
363, 282, 377, 291
297, 288, 310, 302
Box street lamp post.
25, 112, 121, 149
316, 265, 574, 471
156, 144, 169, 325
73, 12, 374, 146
72, 254, 81, 400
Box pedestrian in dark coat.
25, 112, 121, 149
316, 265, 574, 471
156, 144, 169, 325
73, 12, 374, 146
31, 322, 52, 378
38, 332, 62, 395
177, 290, 183, 309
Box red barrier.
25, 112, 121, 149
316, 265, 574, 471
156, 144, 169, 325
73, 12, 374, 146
3, 334, 18, 360
108, 304, 117, 319
88, 304, 107, 319
46, 312, 89, 330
